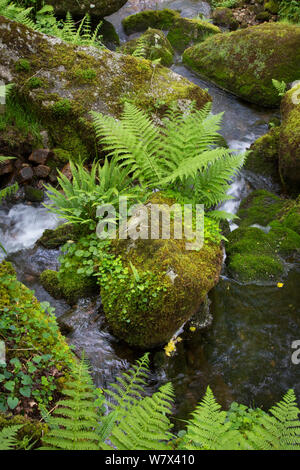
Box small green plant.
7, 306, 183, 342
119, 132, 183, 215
272, 78, 287, 97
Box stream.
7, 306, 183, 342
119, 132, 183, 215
1, 0, 299, 425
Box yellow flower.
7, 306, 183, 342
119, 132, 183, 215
189, 326, 196, 332
164, 339, 176, 357
277, 282, 284, 288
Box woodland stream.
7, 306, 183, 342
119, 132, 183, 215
0, 0, 299, 427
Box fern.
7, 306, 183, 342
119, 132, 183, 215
0, 426, 22, 450
40, 359, 101, 450
104, 383, 174, 450
91, 102, 246, 211
182, 386, 247, 450
0, 1, 104, 48
246, 389, 300, 450
272, 78, 287, 97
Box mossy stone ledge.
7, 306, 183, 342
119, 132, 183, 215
0, 16, 211, 159
183, 23, 300, 107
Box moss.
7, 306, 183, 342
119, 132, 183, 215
183, 23, 300, 107
51, 99, 72, 117
24, 186, 44, 203
0, 413, 47, 446
280, 197, 300, 235
40, 268, 97, 305
14, 59, 31, 72
38, 223, 82, 249
27, 77, 44, 89
279, 83, 300, 194
245, 127, 280, 181
46, 0, 128, 18
122, 9, 179, 35
167, 17, 220, 52
99, 19, 120, 48
120, 29, 174, 67
99, 194, 223, 349
256, 11, 272, 21
237, 189, 286, 227
228, 253, 284, 282
264, 0, 280, 14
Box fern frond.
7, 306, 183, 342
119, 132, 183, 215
41, 359, 100, 450
183, 387, 247, 450
246, 389, 300, 450
106, 383, 174, 450
0, 425, 22, 450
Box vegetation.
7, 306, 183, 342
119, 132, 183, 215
1, 355, 299, 450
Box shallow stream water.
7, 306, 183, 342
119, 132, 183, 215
1, 0, 299, 423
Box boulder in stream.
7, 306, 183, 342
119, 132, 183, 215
99, 194, 223, 349
0, 16, 210, 158
183, 23, 300, 107
46, 0, 128, 18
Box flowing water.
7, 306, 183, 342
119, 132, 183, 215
1, 0, 299, 423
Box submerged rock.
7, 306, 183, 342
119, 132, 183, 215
279, 83, 300, 194
183, 23, 300, 107
120, 29, 174, 67
99, 194, 223, 349
0, 16, 210, 157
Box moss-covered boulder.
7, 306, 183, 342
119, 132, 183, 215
0, 16, 210, 157
264, 0, 280, 14
40, 268, 97, 305
245, 127, 280, 182
226, 190, 300, 282
120, 29, 174, 67
99, 194, 223, 349
183, 23, 300, 107
122, 9, 220, 53
38, 223, 82, 249
46, 0, 128, 18
122, 9, 179, 35
279, 83, 300, 194
166, 17, 221, 52
212, 7, 239, 30
226, 224, 300, 282
236, 189, 286, 228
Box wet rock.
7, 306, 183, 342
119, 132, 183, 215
212, 7, 239, 30
0, 159, 13, 176
24, 185, 44, 203
245, 127, 280, 183
183, 23, 300, 107
38, 223, 81, 249
33, 165, 51, 179
28, 149, 52, 165
18, 166, 33, 182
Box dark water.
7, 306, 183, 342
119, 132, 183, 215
1, 0, 299, 421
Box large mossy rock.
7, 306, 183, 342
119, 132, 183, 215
0, 16, 210, 157
100, 195, 223, 349
183, 23, 300, 107
245, 127, 280, 183
46, 0, 128, 18
212, 7, 239, 30
122, 9, 220, 52
119, 29, 174, 67
279, 83, 300, 194
226, 190, 300, 282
